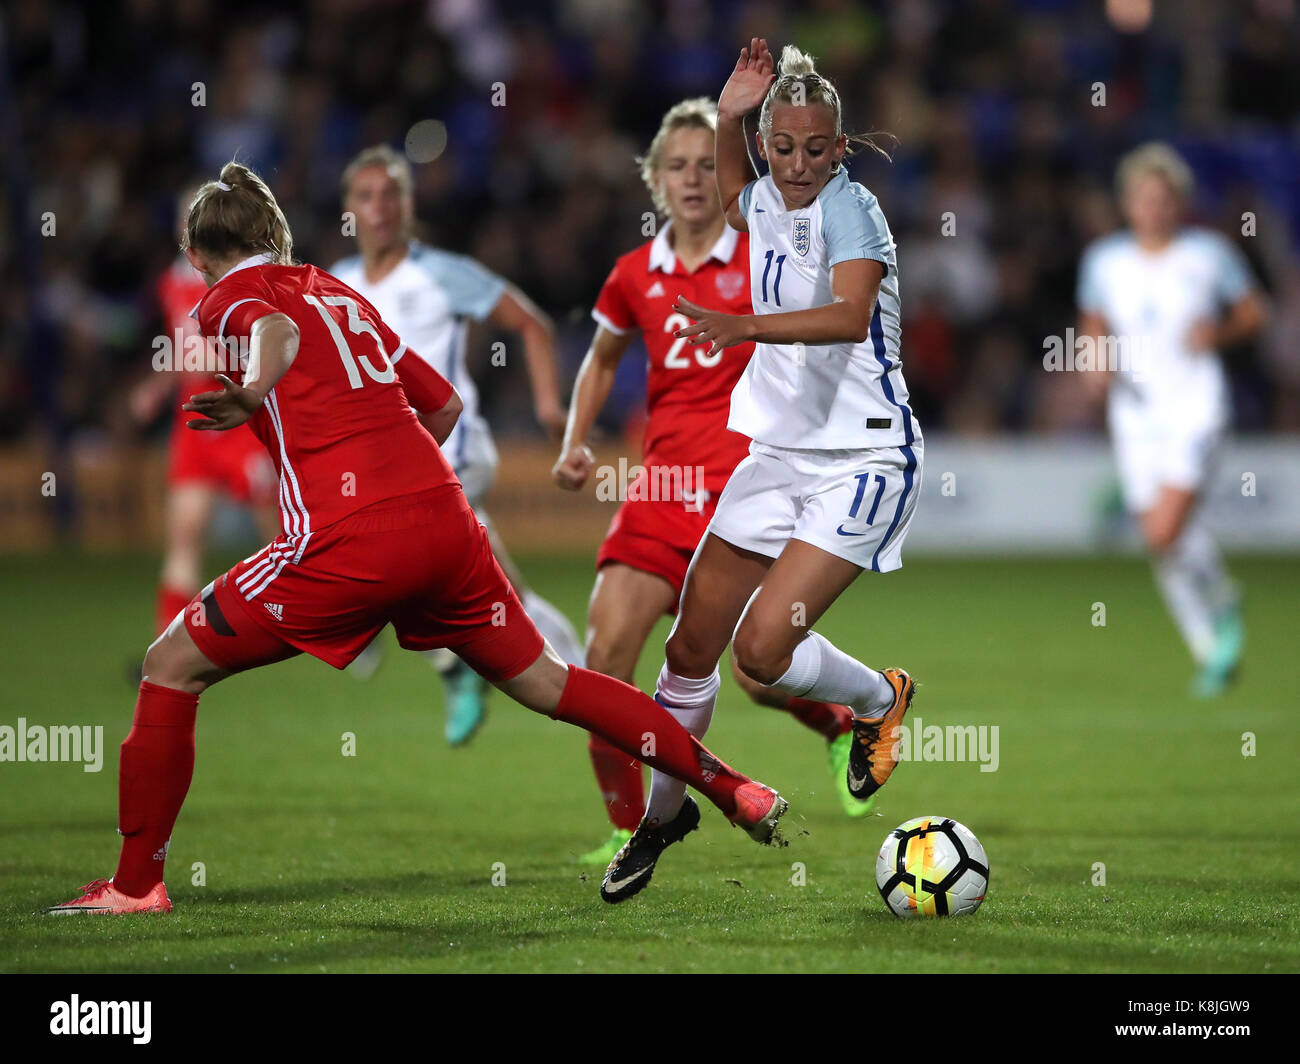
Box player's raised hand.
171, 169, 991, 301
718, 37, 776, 120
182, 374, 262, 430
672, 297, 755, 359
552, 443, 596, 491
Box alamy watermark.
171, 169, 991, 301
50, 996, 151, 1044
595, 458, 709, 511
0, 718, 104, 772
1042, 328, 1153, 381
890, 716, 999, 773
151, 330, 249, 374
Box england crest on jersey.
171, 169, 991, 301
793, 217, 810, 256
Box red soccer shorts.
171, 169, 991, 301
167, 418, 277, 507
185, 485, 545, 682
595, 491, 720, 605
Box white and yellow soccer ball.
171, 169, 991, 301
875, 816, 989, 918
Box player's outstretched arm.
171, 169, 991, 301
183, 312, 299, 430
716, 37, 774, 231
553, 325, 633, 491
490, 284, 566, 438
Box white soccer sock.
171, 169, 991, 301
1177, 519, 1237, 618
773, 631, 894, 718
521, 589, 585, 667
644, 664, 719, 824
1152, 534, 1217, 665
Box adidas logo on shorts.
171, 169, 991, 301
264, 602, 284, 620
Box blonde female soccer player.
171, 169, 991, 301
601, 41, 923, 902
554, 98, 867, 869
1076, 143, 1264, 697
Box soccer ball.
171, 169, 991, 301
875, 816, 989, 918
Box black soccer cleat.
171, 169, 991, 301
600, 796, 701, 904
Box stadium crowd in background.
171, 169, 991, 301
3, 0, 1298, 457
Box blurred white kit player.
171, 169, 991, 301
1076, 142, 1264, 696
332, 243, 502, 503
332, 241, 582, 661
1077, 228, 1252, 512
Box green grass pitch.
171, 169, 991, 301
1, 550, 1296, 973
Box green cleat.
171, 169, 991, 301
576, 828, 633, 867
1191, 603, 1245, 699
828, 730, 875, 818
440, 657, 489, 746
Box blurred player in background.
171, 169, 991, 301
1076, 143, 1265, 697
131, 190, 278, 636
553, 98, 866, 869
48, 162, 787, 914
331, 146, 583, 744
600, 42, 922, 903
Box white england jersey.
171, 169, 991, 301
331, 240, 505, 472
728, 169, 920, 452
1076, 227, 1254, 427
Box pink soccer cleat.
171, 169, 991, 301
44, 878, 172, 915
729, 782, 789, 846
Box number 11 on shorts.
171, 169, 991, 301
850, 472, 887, 525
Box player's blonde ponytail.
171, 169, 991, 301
758, 46, 895, 167
182, 161, 296, 266
638, 97, 719, 216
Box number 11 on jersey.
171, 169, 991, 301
761, 250, 786, 306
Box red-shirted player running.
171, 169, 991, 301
130, 192, 279, 635
552, 100, 865, 870
46, 162, 787, 914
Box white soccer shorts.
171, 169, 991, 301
707, 439, 924, 573
1109, 402, 1224, 513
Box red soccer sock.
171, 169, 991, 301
113, 682, 199, 898
784, 698, 854, 742
587, 734, 644, 832
553, 665, 746, 817
155, 584, 194, 637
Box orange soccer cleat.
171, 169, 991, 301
846, 668, 915, 801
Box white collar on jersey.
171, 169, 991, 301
761, 167, 850, 215
188, 252, 274, 319
648, 220, 740, 274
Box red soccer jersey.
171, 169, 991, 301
192, 256, 458, 543
592, 223, 753, 494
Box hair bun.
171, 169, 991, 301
778, 45, 816, 77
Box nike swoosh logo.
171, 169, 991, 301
603, 865, 652, 892
837, 524, 868, 537
754, 208, 766, 213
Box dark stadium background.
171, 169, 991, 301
3, 0, 1297, 481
